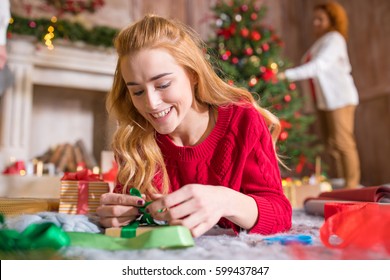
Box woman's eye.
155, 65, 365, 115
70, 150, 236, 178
133, 90, 144, 96
157, 82, 171, 90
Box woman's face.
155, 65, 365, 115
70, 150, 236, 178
312, 8, 331, 37
120, 48, 197, 136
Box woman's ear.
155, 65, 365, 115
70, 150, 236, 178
190, 69, 198, 86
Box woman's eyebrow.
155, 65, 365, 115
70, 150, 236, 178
126, 73, 173, 86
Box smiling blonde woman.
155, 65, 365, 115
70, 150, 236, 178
98, 14, 292, 238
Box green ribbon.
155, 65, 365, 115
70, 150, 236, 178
68, 226, 194, 250
121, 188, 158, 238
0, 209, 194, 253
0, 220, 70, 251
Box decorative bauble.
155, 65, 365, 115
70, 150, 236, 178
232, 57, 239, 64
250, 30, 261, 41
234, 14, 242, 22
249, 55, 260, 67
221, 50, 231, 61
262, 43, 270, 51
244, 47, 253, 56
240, 5, 248, 12
289, 83, 297, 90
220, 13, 228, 20
284, 94, 291, 102
248, 76, 258, 87
279, 131, 288, 141
280, 119, 292, 130
262, 68, 276, 82
240, 28, 249, 37
274, 104, 282, 110
250, 13, 258, 20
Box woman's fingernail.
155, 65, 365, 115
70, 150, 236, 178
137, 200, 144, 206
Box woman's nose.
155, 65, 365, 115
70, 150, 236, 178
145, 90, 161, 109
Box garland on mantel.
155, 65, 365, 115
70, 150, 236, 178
8, 14, 118, 48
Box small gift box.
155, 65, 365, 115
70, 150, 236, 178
105, 225, 158, 238
59, 169, 109, 214
282, 177, 332, 208
283, 182, 322, 208
0, 198, 59, 216
105, 188, 168, 238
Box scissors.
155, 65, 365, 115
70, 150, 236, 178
263, 234, 313, 245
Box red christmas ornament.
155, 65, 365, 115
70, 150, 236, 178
279, 131, 288, 141
289, 83, 297, 90
295, 154, 307, 174
262, 68, 276, 82
259, 66, 266, 73
250, 13, 258, 20
240, 4, 248, 12
280, 119, 292, 130
227, 80, 235, 86
250, 31, 261, 41
240, 28, 249, 37
284, 94, 292, 102
232, 57, 239, 64
221, 50, 231, 60
244, 47, 253, 56
217, 23, 236, 39
262, 43, 270, 51
274, 104, 282, 110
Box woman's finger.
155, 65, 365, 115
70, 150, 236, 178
100, 192, 145, 206
99, 215, 138, 228
96, 204, 140, 218
190, 222, 212, 238
167, 197, 198, 220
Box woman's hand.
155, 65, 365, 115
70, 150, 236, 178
97, 193, 145, 228
277, 71, 286, 80
146, 184, 228, 237
0, 45, 7, 69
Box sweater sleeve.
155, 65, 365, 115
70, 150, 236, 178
0, 0, 10, 45
285, 32, 346, 81
241, 113, 292, 234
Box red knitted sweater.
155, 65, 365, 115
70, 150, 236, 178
114, 104, 292, 234
154, 104, 292, 234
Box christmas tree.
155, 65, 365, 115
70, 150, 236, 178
208, 0, 320, 176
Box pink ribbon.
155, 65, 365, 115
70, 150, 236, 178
76, 181, 89, 214
61, 169, 102, 181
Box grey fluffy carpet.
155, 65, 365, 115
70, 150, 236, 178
3, 210, 389, 260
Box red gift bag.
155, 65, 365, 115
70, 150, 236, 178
320, 202, 390, 254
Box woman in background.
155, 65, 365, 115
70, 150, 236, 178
279, 1, 360, 189
0, 0, 10, 70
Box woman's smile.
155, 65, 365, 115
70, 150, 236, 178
151, 107, 172, 119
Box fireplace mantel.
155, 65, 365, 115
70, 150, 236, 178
0, 37, 117, 169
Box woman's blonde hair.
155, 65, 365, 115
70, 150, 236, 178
315, 1, 349, 40
106, 14, 281, 196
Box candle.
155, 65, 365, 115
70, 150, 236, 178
315, 156, 321, 183
36, 161, 43, 177
93, 166, 100, 175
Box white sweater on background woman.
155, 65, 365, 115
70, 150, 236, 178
285, 31, 359, 111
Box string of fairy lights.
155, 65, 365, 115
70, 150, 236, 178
44, 17, 57, 50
